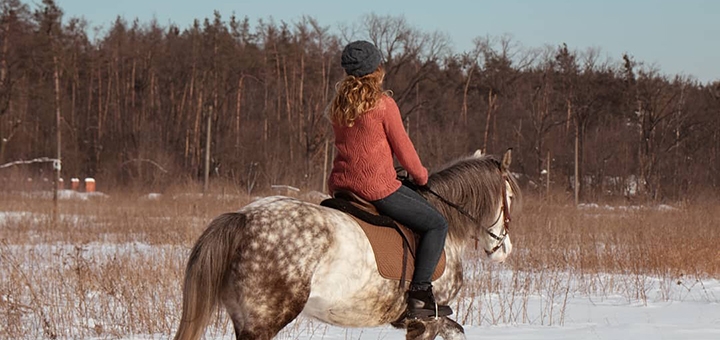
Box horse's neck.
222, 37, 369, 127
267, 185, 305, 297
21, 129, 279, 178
445, 237, 467, 259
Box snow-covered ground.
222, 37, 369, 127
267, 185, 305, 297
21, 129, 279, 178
97, 248, 717, 340
267, 290, 720, 340
110, 279, 720, 340
2, 197, 718, 339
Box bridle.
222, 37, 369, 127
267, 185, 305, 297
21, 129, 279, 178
421, 173, 512, 256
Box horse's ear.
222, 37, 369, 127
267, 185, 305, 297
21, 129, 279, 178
473, 149, 484, 158
501, 148, 512, 171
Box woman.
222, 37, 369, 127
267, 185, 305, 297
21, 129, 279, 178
327, 40, 452, 319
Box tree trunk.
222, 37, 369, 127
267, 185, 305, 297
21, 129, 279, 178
282, 55, 293, 163
114, 56, 121, 132
565, 98, 573, 134
71, 56, 78, 160
71, 56, 77, 132
483, 89, 497, 153
274, 46, 281, 123
53, 55, 62, 222
87, 59, 93, 156
184, 58, 196, 165
0, 19, 7, 84
131, 56, 137, 108
546, 150, 551, 198
204, 105, 212, 193
193, 85, 204, 173
322, 54, 329, 104
574, 121, 580, 206
95, 60, 103, 173
0, 17, 8, 119
299, 52, 307, 173
322, 138, 328, 192
461, 66, 474, 124
236, 76, 244, 149
263, 51, 269, 149
103, 61, 112, 142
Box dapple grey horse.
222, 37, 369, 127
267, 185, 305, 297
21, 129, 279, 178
173, 149, 521, 340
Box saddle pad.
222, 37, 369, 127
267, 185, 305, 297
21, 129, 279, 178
321, 198, 446, 282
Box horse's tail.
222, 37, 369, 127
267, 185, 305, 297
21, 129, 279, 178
173, 212, 247, 340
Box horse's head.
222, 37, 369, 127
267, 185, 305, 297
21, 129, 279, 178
479, 148, 517, 263
425, 148, 521, 262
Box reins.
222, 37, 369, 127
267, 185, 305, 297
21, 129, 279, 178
423, 187, 496, 228
401, 170, 512, 256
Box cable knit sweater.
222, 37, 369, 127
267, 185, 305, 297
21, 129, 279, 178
328, 95, 428, 201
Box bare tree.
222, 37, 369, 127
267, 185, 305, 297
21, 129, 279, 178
0, 2, 717, 201
471, 34, 534, 153
355, 14, 451, 120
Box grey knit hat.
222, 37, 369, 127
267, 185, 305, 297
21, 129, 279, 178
341, 40, 382, 77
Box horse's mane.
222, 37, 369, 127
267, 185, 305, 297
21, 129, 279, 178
422, 154, 522, 242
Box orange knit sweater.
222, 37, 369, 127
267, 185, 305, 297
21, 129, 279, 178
328, 95, 428, 201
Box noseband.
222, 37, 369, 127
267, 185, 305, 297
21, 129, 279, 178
423, 173, 512, 256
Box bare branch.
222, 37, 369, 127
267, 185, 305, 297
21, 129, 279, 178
119, 159, 169, 173
0, 157, 58, 169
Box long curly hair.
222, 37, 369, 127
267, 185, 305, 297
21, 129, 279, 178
329, 67, 389, 127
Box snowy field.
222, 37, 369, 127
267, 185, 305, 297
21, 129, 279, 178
1, 191, 718, 339
277, 284, 720, 340
114, 273, 720, 340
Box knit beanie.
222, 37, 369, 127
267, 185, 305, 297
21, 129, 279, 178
341, 40, 382, 77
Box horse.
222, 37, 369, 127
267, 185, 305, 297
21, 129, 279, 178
173, 149, 521, 340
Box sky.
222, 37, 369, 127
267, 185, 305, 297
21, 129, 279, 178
55, 0, 720, 83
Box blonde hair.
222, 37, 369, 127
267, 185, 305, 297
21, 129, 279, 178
330, 67, 389, 127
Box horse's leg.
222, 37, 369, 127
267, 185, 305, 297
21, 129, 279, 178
402, 317, 465, 340
438, 317, 465, 340
218, 200, 332, 340
222, 274, 311, 340
405, 319, 441, 340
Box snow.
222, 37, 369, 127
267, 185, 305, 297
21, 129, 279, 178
101, 259, 719, 340
18, 189, 109, 200
577, 203, 679, 211
105, 284, 720, 339
142, 193, 163, 200
3, 205, 718, 340
259, 283, 720, 340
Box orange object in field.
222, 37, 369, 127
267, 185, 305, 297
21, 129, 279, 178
58, 178, 64, 190
71, 178, 80, 191
85, 178, 96, 192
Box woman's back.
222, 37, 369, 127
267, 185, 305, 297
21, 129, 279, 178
329, 95, 417, 201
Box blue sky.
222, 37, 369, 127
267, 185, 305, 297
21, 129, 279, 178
56, 0, 719, 83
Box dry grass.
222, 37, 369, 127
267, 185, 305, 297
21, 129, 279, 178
0, 189, 248, 339
1, 189, 718, 339
513, 199, 720, 277
454, 198, 720, 327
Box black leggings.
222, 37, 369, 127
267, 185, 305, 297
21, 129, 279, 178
371, 185, 449, 287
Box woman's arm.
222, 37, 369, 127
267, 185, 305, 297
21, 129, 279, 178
382, 97, 429, 185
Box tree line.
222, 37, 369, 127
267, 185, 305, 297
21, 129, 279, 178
1, 0, 718, 201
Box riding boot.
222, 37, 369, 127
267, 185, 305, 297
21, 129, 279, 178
406, 284, 453, 319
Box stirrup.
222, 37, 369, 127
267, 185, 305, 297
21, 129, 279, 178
406, 303, 453, 319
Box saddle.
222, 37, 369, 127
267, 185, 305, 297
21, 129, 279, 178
320, 190, 446, 287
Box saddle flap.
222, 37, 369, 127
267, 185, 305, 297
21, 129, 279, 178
320, 193, 446, 283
